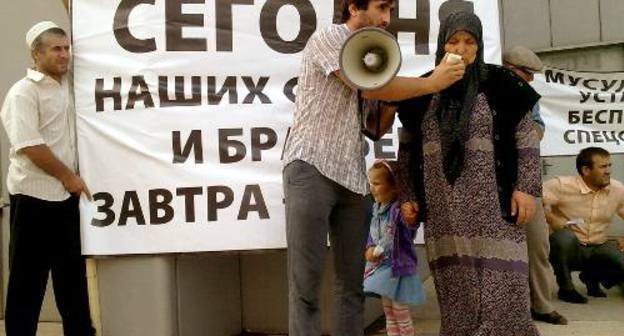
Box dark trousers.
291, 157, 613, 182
6, 194, 95, 336
549, 229, 624, 291
283, 160, 368, 336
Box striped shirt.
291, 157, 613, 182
1, 68, 77, 201
283, 24, 369, 195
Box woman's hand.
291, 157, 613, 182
511, 190, 536, 226
428, 56, 465, 92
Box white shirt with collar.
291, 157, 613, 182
1, 68, 77, 201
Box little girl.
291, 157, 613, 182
364, 160, 424, 336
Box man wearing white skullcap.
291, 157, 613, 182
0, 20, 95, 336
25, 21, 60, 48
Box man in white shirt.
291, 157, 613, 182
0, 21, 95, 336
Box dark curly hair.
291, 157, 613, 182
340, 0, 394, 22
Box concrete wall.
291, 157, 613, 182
92, 250, 385, 336
501, 0, 624, 50
538, 44, 624, 72
95, 254, 242, 336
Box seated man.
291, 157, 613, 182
544, 147, 624, 304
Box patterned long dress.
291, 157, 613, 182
413, 93, 541, 336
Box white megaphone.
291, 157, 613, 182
339, 27, 402, 90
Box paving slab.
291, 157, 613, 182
1, 273, 622, 336
369, 275, 624, 336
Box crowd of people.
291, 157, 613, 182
1, 0, 623, 336
283, 1, 624, 336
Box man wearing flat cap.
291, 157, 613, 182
504, 46, 544, 78
504, 46, 546, 138
0, 21, 95, 336
503, 46, 568, 325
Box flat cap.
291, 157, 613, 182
503, 46, 543, 73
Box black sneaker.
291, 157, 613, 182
579, 272, 607, 297
558, 288, 588, 304
531, 310, 568, 325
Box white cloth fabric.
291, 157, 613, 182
26, 21, 60, 48
1, 68, 77, 201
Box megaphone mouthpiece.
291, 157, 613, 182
363, 49, 386, 72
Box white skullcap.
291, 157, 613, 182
26, 21, 61, 49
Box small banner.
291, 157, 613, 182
533, 68, 624, 156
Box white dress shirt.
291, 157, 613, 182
1, 68, 77, 201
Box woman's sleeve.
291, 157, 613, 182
397, 134, 419, 206
514, 110, 542, 197
396, 98, 427, 204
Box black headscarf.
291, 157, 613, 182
434, 11, 488, 185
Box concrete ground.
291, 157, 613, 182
0, 321, 63, 336
0, 273, 622, 336
370, 273, 624, 336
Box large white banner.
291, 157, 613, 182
73, 0, 501, 255
533, 68, 624, 156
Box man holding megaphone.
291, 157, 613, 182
281, 1, 465, 335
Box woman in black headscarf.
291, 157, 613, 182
396, 11, 542, 336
